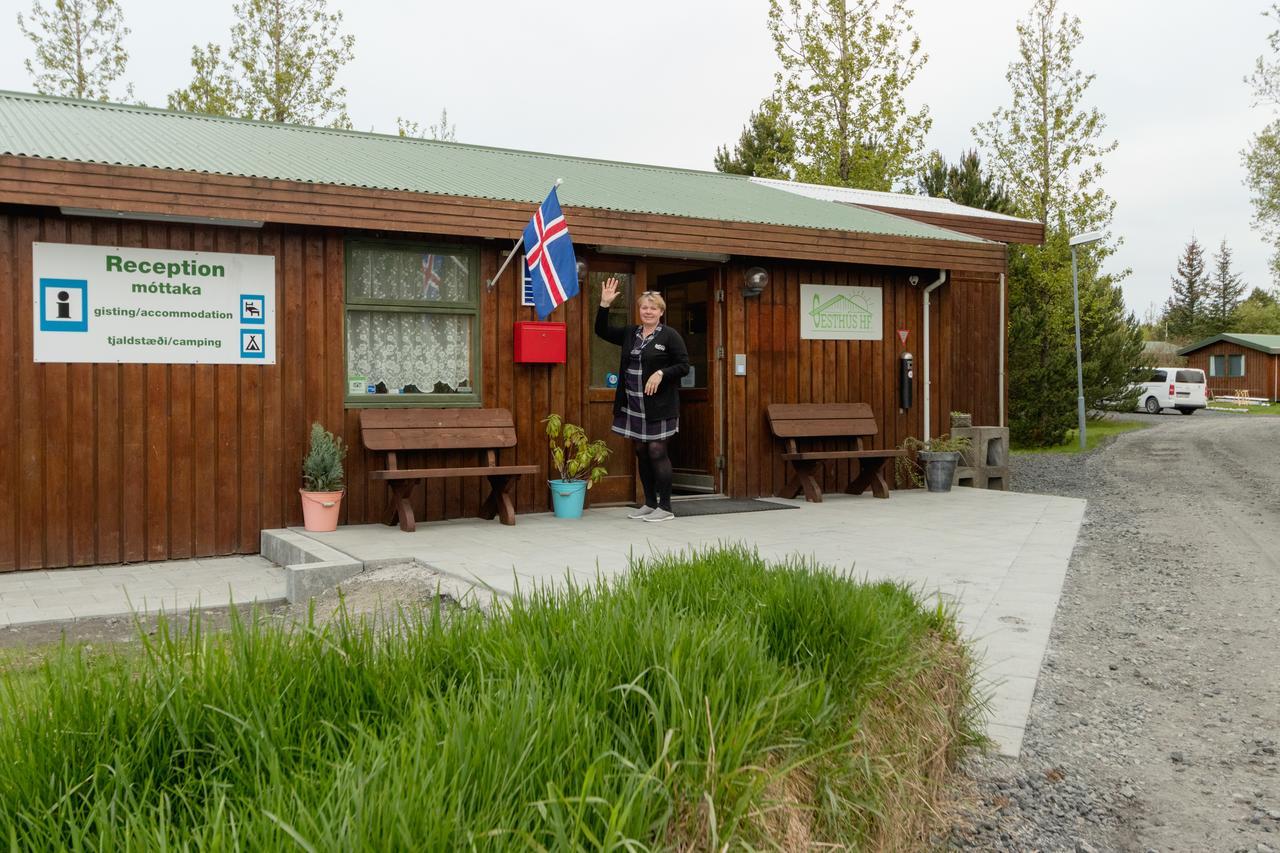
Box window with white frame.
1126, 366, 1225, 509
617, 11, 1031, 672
344, 241, 480, 403
1209, 354, 1247, 378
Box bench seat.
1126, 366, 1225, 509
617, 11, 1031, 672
370, 464, 538, 481
360, 409, 536, 532
767, 403, 901, 502
781, 449, 907, 462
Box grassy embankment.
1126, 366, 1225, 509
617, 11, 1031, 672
0, 546, 983, 850
1012, 418, 1148, 454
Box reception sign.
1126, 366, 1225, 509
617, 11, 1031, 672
799, 284, 883, 341
32, 242, 276, 364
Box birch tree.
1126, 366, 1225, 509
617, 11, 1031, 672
1245, 4, 1280, 283
169, 0, 354, 128
769, 0, 930, 191
17, 0, 132, 101
974, 0, 1142, 445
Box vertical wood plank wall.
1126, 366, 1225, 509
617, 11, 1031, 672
1182, 344, 1279, 401
0, 211, 1005, 572
721, 261, 1003, 501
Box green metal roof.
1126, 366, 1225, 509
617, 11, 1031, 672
0, 90, 984, 244
1177, 333, 1280, 355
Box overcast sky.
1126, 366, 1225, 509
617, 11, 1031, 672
1, 0, 1273, 318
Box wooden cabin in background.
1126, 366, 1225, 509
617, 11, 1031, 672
1178, 333, 1280, 401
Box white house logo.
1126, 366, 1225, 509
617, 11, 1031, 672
39, 278, 89, 332
809, 292, 873, 331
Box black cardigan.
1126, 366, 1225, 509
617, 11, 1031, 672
595, 306, 691, 421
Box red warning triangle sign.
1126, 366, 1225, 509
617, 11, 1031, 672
897, 329, 909, 346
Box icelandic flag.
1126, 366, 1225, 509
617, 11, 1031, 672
421, 254, 443, 300
523, 186, 578, 320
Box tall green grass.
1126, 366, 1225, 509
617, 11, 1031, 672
0, 546, 981, 850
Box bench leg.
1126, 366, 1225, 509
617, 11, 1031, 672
384, 481, 418, 532
847, 458, 891, 499
778, 461, 823, 503
481, 475, 519, 525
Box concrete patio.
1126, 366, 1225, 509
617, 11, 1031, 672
0, 487, 1084, 758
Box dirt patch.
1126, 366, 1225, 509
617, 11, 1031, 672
279, 560, 496, 626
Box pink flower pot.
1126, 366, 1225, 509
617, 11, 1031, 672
300, 488, 344, 532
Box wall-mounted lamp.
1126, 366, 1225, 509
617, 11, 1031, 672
908, 274, 920, 287
576, 259, 588, 283
743, 266, 769, 297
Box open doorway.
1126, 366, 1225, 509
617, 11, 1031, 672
649, 264, 723, 496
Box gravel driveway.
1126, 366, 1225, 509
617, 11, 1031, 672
946, 412, 1280, 852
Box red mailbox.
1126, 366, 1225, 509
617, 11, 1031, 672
514, 321, 567, 363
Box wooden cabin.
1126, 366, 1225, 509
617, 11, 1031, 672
1178, 333, 1280, 401
0, 91, 1043, 572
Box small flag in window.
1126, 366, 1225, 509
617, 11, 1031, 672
422, 254, 443, 300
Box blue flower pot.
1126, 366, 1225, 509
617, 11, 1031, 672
548, 479, 587, 518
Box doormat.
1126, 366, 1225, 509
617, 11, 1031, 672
670, 499, 798, 518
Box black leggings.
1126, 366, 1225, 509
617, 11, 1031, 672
634, 439, 673, 510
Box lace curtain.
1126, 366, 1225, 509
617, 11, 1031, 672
345, 243, 475, 395
346, 311, 472, 393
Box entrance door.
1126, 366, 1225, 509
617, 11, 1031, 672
655, 268, 720, 494
584, 262, 637, 504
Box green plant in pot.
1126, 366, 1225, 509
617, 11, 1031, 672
300, 422, 347, 532
543, 414, 611, 518
897, 433, 973, 493
950, 410, 972, 429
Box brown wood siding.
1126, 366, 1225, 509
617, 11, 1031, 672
1, 155, 1007, 274
0, 212, 344, 571
1182, 343, 1280, 401
0, 208, 1006, 572
858, 204, 1045, 245
720, 262, 1005, 500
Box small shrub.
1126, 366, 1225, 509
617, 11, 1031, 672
302, 422, 347, 492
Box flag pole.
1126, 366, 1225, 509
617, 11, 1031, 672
486, 236, 523, 292
486, 178, 563, 292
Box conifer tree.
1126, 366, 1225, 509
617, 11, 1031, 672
17, 0, 132, 101
1205, 239, 1245, 332
1164, 237, 1208, 341
916, 149, 1014, 214
714, 97, 796, 179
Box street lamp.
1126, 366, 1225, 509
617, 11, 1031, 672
1069, 230, 1104, 449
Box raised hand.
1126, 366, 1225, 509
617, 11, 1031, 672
600, 277, 620, 308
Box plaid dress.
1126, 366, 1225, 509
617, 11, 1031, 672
611, 326, 679, 441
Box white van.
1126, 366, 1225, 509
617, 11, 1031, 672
1136, 367, 1207, 415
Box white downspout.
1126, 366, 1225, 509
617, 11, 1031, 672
922, 270, 947, 441
999, 272, 1006, 427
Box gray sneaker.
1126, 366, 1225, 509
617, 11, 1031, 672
642, 508, 676, 523
627, 505, 657, 519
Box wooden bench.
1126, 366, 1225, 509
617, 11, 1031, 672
766, 403, 906, 502
360, 409, 539, 532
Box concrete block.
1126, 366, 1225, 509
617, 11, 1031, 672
953, 464, 1010, 491
952, 426, 1010, 468
262, 529, 363, 603
285, 560, 363, 604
